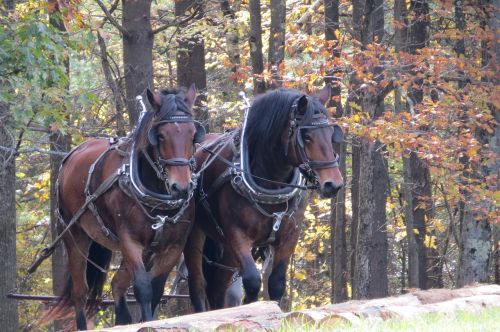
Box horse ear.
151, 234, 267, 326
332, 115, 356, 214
185, 83, 197, 108
147, 89, 162, 111
315, 85, 332, 105
297, 95, 308, 115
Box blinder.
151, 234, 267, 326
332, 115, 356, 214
148, 126, 160, 146
287, 110, 343, 184
194, 121, 206, 144
297, 123, 344, 148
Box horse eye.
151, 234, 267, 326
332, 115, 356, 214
303, 132, 312, 142
157, 134, 165, 141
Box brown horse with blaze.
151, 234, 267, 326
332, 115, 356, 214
42, 85, 203, 329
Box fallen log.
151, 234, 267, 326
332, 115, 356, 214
412, 284, 500, 304
89, 301, 283, 332
87, 284, 500, 331
284, 284, 500, 328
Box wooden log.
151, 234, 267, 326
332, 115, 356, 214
412, 284, 500, 304
89, 285, 500, 331
284, 285, 500, 328
88, 301, 283, 332
283, 293, 421, 327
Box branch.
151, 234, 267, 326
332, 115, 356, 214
296, 0, 323, 28
95, 0, 129, 36
152, 5, 202, 34
98, 0, 120, 28
0, 145, 67, 157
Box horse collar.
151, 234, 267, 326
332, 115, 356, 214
230, 109, 305, 205
124, 146, 196, 211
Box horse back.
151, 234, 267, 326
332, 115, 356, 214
58, 138, 123, 221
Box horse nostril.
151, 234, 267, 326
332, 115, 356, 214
322, 181, 343, 197
170, 182, 189, 198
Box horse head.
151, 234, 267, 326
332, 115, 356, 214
145, 84, 205, 198
283, 86, 344, 198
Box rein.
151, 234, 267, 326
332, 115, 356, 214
199, 144, 315, 190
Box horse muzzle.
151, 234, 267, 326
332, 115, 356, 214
168, 181, 194, 199
319, 181, 343, 198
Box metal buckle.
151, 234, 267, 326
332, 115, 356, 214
272, 212, 286, 231
152, 215, 168, 229
233, 174, 243, 185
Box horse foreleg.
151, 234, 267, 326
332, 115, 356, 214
206, 249, 239, 309
230, 232, 261, 304
121, 238, 152, 322
268, 232, 299, 302
149, 244, 184, 314
183, 225, 209, 312
111, 263, 133, 325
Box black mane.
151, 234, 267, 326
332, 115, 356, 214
245, 88, 328, 175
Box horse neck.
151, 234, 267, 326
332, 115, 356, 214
249, 149, 294, 189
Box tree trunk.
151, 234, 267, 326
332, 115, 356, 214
248, 0, 266, 94
350, 141, 360, 295
495, 224, 500, 285
220, 1, 241, 76
268, 0, 286, 88
407, 0, 434, 289
122, 0, 153, 128
402, 157, 420, 288
0, 105, 18, 332
175, 0, 208, 125
355, 139, 389, 299
324, 0, 346, 303
456, 0, 494, 288
97, 31, 126, 136
352, 0, 389, 300
348, 0, 362, 293
48, 3, 70, 293
330, 141, 348, 303
324, 0, 342, 116
0, 5, 18, 326
457, 208, 492, 287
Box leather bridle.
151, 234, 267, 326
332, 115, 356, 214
284, 96, 343, 187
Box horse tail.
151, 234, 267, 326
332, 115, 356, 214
85, 240, 112, 317
37, 274, 75, 326
38, 241, 112, 326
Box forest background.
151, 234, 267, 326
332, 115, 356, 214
0, 0, 498, 330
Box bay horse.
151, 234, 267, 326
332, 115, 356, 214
184, 86, 344, 311
43, 86, 205, 329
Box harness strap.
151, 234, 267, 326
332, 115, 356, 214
27, 159, 122, 274
143, 149, 166, 181
198, 168, 233, 237
203, 254, 240, 274
85, 147, 121, 242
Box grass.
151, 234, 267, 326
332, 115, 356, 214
279, 306, 500, 332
